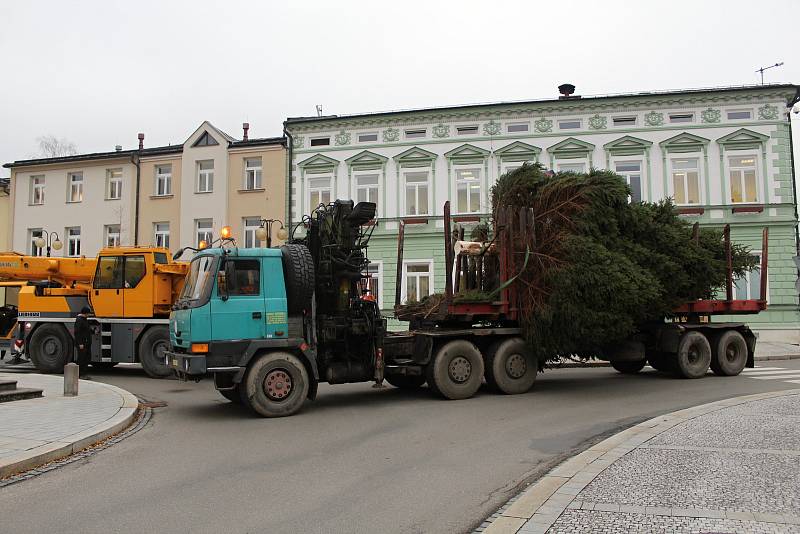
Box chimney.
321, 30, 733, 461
137, 133, 145, 150
558, 83, 579, 100
242, 122, 250, 141
115, 145, 123, 152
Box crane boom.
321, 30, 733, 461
0, 252, 96, 287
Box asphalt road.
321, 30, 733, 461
4, 360, 800, 534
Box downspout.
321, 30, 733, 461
130, 152, 141, 246
787, 87, 800, 257
283, 122, 293, 227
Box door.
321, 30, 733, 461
263, 255, 288, 338
210, 258, 266, 341
91, 255, 124, 318
121, 255, 151, 318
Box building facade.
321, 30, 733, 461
285, 84, 800, 340
3, 122, 287, 258
0, 177, 11, 305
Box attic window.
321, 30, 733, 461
193, 131, 219, 147
727, 109, 752, 120
358, 132, 378, 143
612, 116, 637, 126
507, 123, 530, 133
558, 119, 581, 130
405, 129, 427, 139
310, 137, 331, 146
669, 113, 694, 123
456, 125, 479, 135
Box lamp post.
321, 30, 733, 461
34, 231, 63, 257
255, 219, 289, 248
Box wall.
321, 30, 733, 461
138, 155, 182, 247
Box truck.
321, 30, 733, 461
166, 199, 767, 417
0, 247, 188, 377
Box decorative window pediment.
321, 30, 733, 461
716, 128, 769, 151
603, 136, 653, 157
495, 141, 541, 162
192, 131, 219, 147
345, 150, 388, 171
547, 137, 595, 159
659, 132, 710, 154
394, 146, 437, 168
298, 153, 339, 174
444, 143, 490, 165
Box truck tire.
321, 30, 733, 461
385, 374, 426, 389
219, 386, 242, 404
139, 326, 172, 379
426, 340, 484, 400
240, 351, 309, 417
280, 244, 315, 314
611, 359, 647, 374
484, 337, 537, 394
710, 330, 748, 376
676, 331, 711, 379
28, 323, 73, 373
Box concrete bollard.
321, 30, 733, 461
64, 363, 79, 397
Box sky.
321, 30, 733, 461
1, 0, 799, 176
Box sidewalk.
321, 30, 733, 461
0, 373, 138, 478
483, 389, 800, 534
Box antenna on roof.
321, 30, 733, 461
316, 105, 323, 117
755, 62, 783, 85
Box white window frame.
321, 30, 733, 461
401, 260, 434, 304
30, 175, 45, 205
556, 161, 588, 173
613, 159, 645, 203
197, 160, 214, 193
309, 136, 331, 147
558, 119, 581, 130
727, 109, 753, 121
733, 251, 766, 302
243, 157, 263, 190
154, 222, 170, 248
353, 171, 380, 216
454, 166, 483, 214
501, 161, 535, 175
155, 165, 172, 196
307, 175, 332, 212
67, 172, 83, 203
106, 169, 122, 200
357, 132, 379, 143
195, 219, 213, 247
404, 128, 427, 139
506, 122, 530, 133
669, 156, 703, 206
29, 228, 44, 256
403, 170, 431, 217
362, 261, 383, 308
243, 217, 262, 248
727, 154, 760, 204
65, 227, 81, 257
105, 224, 121, 248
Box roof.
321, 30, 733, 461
285, 83, 800, 126
229, 136, 287, 148
0, 176, 9, 193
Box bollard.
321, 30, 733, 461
64, 362, 79, 397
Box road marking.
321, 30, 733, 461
786, 380, 800, 384
749, 374, 800, 380
741, 367, 786, 372
740, 369, 800, 375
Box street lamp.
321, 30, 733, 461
255, 219, 289, 248
34, 231, 63, 257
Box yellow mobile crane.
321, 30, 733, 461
0, 247, 187, 377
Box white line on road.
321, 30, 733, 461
742, 367, 787, 372
740, 369, 799, 375
786, 380, 800, 384
749, 374, 800, 380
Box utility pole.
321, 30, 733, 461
755, 62, 784, 85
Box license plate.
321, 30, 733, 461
172, 359, 178, 367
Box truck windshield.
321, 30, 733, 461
178, 255, 217, 306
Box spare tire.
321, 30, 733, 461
280, 244, 315, 314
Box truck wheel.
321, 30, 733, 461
611, 359, 647, 374
676, 331, 711, 379
484, 337, 537, 394
139, 326, 172, 379
219, 386, 242, 404
385, 374, 426, 389
426, 340, 484, 400
28, 323, 73, 373
240, 352, 309, 417
280, 244, 315, 314
710, 330, 748, 376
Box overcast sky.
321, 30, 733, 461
1, 0, 798, 176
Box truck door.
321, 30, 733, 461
263, 255, 288, 338
121, 255, 151, 318
210, 258, 266, 341
92, 256, 124, 318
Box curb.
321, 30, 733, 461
480, 388, 800, 534
0, 379, 140, 479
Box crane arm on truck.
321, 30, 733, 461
0, 253, 96, 287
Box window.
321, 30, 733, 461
154, 223, 170, 248
669, 113, 694, 123
29, 229, 43, 256
457, 125, 479, 135
124, 256, 146, 289
404, 171, 429, 216
455, 168, 482, 213
30, 175, 45, 205
362, 262, 382, 307
244, 158, 262, 190
308, 176, 332, 208
193, 131, 218, 146
243, 217, 262, 248
403, 262, 432, 303
66, 227, 81, 257
557, 162, 586, 173
404, 129, 426, 139
225, 259, 261, 296
106, 169, 122, 200
671, 158, 701, 205
729, 156, 758, 203
155, 165, 172, 196
727, 109, 752, 120
615, 162, 643, 203
734, 254, 763, 301
355, 174, 379, 213
197, 160, 214, 193
612, 116, 637, 126
358, 132, 378, 143
67, 172, 83, 202
502, 162, 533, 175
310, 137, 330, 146
93, 255, 147, 290
507, 123, 530, 133
196, 219, 213, 247
558, 119, 581, 130
105, 224, 121, 247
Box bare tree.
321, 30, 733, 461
36, 135, 78, 158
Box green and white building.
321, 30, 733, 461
284, 84, 800, 340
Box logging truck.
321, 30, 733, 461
166, 199, 766, 417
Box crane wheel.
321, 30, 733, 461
385, 374, 426, 389
240, 352, 309, 417
28, 323, 73, 373
426, 340, 484, 400
676, 331, 711, 379
280, 244, 315, 314
139, 326, 172, 378
710, 330, 748, 376
611, 359, 647, 374
484, 337, 537, 394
